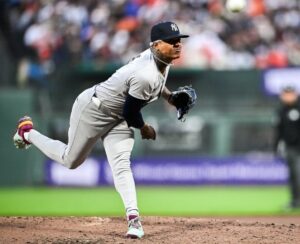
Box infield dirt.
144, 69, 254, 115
0, 216, 300, 243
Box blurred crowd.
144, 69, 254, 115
2, 0, 300, 76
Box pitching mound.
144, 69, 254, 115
1, 216, 300, 243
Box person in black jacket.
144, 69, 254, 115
275, 85, 300, 209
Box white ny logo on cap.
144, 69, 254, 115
170, 23, 178, 31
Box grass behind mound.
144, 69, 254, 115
0, 186, 298, 216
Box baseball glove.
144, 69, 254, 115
169, 85, 197, 121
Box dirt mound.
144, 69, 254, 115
1, 216, 300, 243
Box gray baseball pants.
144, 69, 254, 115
27, 86, 139, 216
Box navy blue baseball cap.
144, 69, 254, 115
151, 21, 189, 42
282, 85, 296, 93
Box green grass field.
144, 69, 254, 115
0, 186, 299, 216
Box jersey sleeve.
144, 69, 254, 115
122, 94, 147, 128
128, 71, 152, 101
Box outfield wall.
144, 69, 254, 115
0, 89, 45, 186
46, 156, 288, 186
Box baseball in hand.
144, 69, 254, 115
225, 0, 247, 13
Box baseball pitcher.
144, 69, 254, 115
13, 21, 196, 238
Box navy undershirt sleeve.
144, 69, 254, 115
122, 94, 148, 128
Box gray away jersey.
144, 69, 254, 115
95, 49, 170, 116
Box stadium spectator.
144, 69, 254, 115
3, 0, 300, 78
